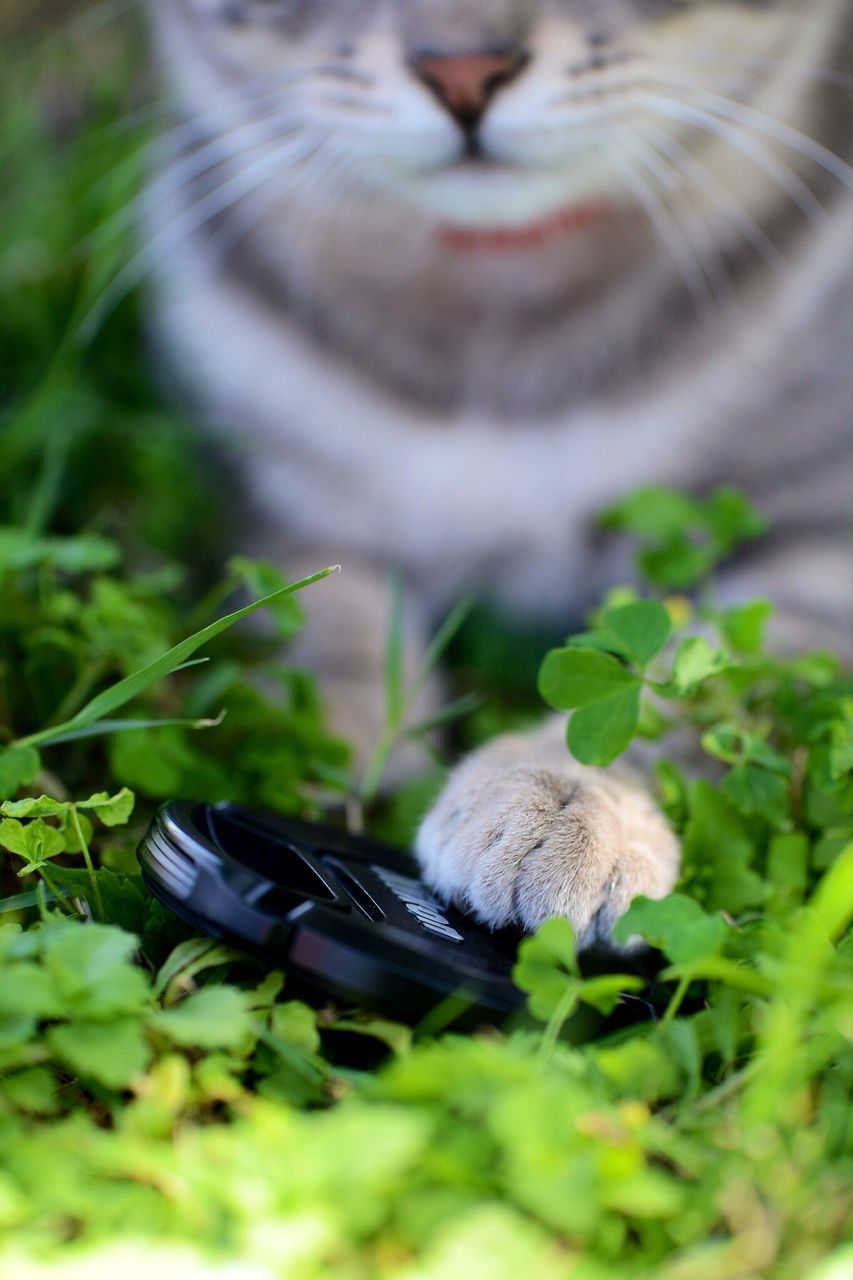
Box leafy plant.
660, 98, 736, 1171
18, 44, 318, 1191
0, 14, 850, 1280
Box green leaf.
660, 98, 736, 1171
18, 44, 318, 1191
0, 1066, 58, 1114
512, 918, 578, 1020
0, 790, 133, 857
0, 962, 64, 1018
681, 782, 766, 912
154, 937, 242, 1001
600, 488, 703, 540
0, 528, 121, 575
270, 1001, 321, 1055
539, 649, 639, 709
667, 637, 729, 696
701, 723, 791, 774
704, 487, 767, 552
78, 788, 135, 827
723, 764, 791, 831
567, 684, 642, 766
721, 599, 774, 654
47, 1017, 151, 1088
0, 746, 41, 801
228, 556, 305, 640
539, 649, 642, 765
574, 973, 645, 1015
42, 923, 150, 1017
606, 600, 672, 666
827, 698, 853, 781
384, 573, 406, 723
152, 986, 254, 1050
573, 600, 671, 669
327, 1015, 412, 1057
17, 565, 338, 751
601, 487, 766, 590
0, 817, 66, 873
595, 1035, 683, 1104
640, 538, 714, 590
612, 893, 728, 964
766, 833, 809, 908
1, 796, 69, 819
656, 759, 689, 828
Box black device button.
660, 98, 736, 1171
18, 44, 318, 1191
320, 857, 385, 923
204, 807, 341, 901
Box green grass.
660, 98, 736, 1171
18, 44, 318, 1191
1, 14, 851, 1280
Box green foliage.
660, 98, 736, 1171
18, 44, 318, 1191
538, 600, 672, 763
0, 16, 850, 1280
601, 485, 768, 589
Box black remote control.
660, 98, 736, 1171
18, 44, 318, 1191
139, 801, 525, 1022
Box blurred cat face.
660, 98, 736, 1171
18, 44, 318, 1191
160, 0, 849, 279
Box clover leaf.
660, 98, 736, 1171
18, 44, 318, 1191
681, 781, 766, 912
539, 649, 642, 765
512, 917, 579, 1020
667, 637, 730, 696
721, 600, 774, 654
612, 893, 728, 964
513, 918, 642, 1022
572, 600, 672, 669
152, 987, 254, 1051
47, 1018, 151, 1089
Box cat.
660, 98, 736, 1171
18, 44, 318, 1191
146, 0, 852, 947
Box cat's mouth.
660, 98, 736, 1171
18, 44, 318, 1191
436, 199, 613, 252
407, 158, 614, 253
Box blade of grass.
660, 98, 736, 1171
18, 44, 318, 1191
409, 597, 472, 703
16, 567, 338, 750
358, 595, 473, 807
40, 711, 227, 747
384, 574, 406, 725
403, 693, 482, 739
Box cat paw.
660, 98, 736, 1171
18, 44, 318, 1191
415, 740, 679, 949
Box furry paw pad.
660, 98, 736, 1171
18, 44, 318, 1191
415, 748, 679, 950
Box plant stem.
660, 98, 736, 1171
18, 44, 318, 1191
359, 722, 402, 809
538, 984, 579, 1062
661, 975, 691, 1026
35, 878, 50, 922
38, 869, 73, 917
69, 804, 104, 920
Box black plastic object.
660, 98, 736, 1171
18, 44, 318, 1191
139, 802, 525, 1022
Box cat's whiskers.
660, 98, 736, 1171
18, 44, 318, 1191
656, 49, 853, 93
638, 90, 827, 229
82, 98, 306, 255
652, 72, 853, 190
629, 138, 734, 308
188, 143, 345, 284
282, 152, 363, 314
80, 64, 319, 262
637, 118, 784, 272
79, 121, 330, 340
606, 146, 712, 313
153, 108, 309, 208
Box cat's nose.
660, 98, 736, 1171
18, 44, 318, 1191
411, 49, 528, 134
